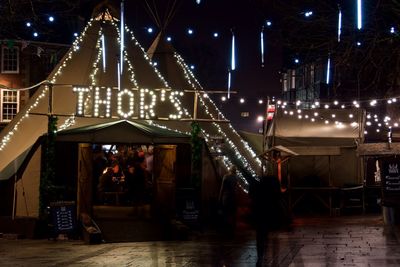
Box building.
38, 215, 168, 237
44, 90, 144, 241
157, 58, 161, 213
0, 40, 69, 129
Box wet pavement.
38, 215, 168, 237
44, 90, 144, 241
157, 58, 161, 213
1, 214, 400, 266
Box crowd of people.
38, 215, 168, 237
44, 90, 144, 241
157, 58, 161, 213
93, 144, 154, 206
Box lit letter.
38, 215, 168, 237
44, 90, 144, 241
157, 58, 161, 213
94, 87, 111, 117
168, 91, 184, 119
139, 88, 156, 119
73, 87, 90, 116
117, 89, 134, 118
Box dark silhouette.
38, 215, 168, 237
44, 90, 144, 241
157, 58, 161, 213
219, 165, 239, 236
249, 175, 290, 266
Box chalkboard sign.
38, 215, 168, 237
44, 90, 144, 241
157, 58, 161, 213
381, 157, 400, 206
50, 201, 76, 234
176, 188, 200, 225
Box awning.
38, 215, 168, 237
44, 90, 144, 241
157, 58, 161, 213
357, 142, 400, 156
56, 120, 191, 144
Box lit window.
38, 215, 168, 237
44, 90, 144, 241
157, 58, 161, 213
1, 47, 19, 73
1, 89, 19, 122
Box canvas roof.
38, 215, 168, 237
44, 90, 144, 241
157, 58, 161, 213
267, 108, 365, 147
56, 120, 190, 144
357, 142, 400, 156
0, 8, 260, 181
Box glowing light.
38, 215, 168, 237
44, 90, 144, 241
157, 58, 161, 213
231, 30, 236, 70
101, 34, 106, 72
257, 115, 264, 122
357, 0, 362, 30
48, 16, 54, 22
74, 32, 78, 37
26, 22, 31, 27
196, 0, 201, 4
33, 32, 38, 37
258, 100, 263, 104
326, 55, 331, 84
356, 41, 361, 46
294, 58, 299, 64
305, 11, 313, 17
239, 98, 245, 104
117, 62, 121, 91
370, 100, 377, 106
166, 36, 172, 42
338, 8, 342, 42
390, 27, 396, 34
147, 27, 153, 33
227, 70, 231, 99
334, 100, 339, 105
221, 96, 227, 102
190, 65, 195, 70
266, 20, 272, 27
120, 0, 125, 72
260, 27, 264, 66
187, 28, 194, 35
213, 32, 219, 38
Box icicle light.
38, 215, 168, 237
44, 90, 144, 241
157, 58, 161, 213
120, 0, 125, 72
231, 30, 236, 71
326, 55, 331, 84
357, 0, 362, 30
338, 8, 342, 42
260, 26, 265, 67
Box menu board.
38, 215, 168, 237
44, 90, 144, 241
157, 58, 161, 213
50, 201, 76, 233
381, 157, 400, 206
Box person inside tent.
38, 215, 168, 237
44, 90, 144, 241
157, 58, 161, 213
97, 160, 125, 204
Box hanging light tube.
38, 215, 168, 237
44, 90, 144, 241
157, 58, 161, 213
326, 55, 331, 84
101, 34, 106, 72
231, 30, 236, 71
118, 62, 121, 91
228, 70, 231, 99
120, 0, 125, 73
260, 26, 265, 67
357, 0, 362, 30
338, 8, 342, 42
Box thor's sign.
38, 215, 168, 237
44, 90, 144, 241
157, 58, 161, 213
73, 86, 186, 120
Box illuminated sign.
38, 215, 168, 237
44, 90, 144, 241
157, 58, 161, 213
73, 86, 185, 120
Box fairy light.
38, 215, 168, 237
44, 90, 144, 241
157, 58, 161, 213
0, 19, 95, 150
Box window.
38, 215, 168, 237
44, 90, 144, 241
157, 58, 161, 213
2, 46, 19, 73
1, 90, 19, 122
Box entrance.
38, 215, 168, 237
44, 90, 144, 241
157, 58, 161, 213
76, 143, 183, 241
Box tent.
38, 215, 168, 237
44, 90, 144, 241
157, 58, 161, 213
0, 6, 260, 227
267, 108, 366, 187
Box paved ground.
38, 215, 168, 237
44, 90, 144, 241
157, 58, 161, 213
1, 214, 400, 266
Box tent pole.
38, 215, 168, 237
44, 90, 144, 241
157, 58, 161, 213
12, 173, 17, 220
193, 92, 198, 120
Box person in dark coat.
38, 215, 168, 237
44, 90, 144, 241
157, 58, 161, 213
249, 175, 286, 266
219, 165, 239, 236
